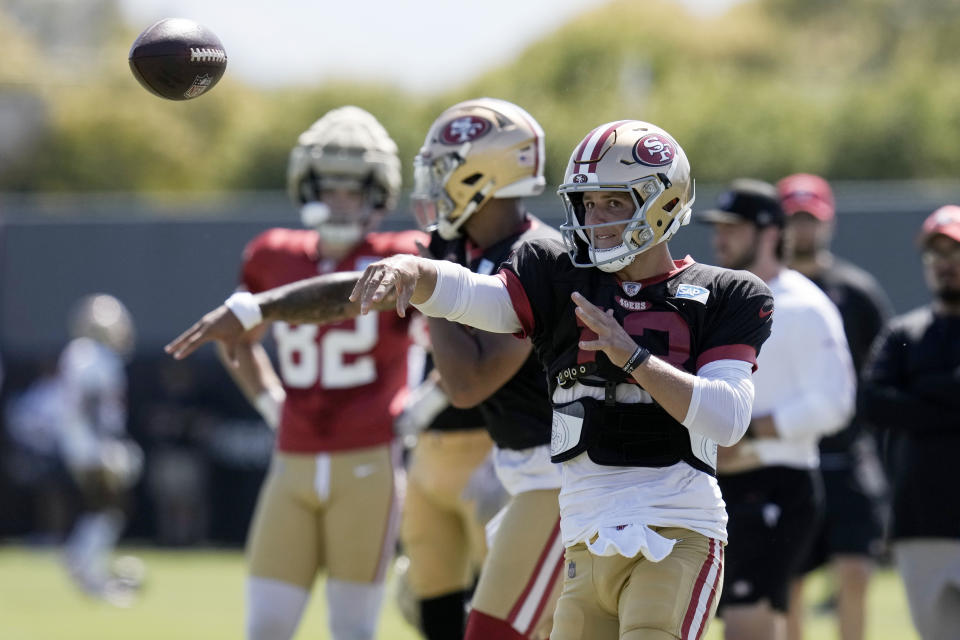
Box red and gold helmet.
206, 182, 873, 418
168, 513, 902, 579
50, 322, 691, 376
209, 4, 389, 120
558, 121, 694, 272
412, 98, 545, 240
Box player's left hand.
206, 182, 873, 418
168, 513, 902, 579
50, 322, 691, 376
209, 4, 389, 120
165, 304, 245, 361
571, 291, 637, 368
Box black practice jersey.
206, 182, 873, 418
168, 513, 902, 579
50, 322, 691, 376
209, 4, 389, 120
860, 306, 960, 540
809, 258, 893, 456
501, 238, 773, 399
423, 352, 487, 433
429, 215, 558, 451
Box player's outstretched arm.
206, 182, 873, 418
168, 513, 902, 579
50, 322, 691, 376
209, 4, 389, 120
165, 271, 398, 360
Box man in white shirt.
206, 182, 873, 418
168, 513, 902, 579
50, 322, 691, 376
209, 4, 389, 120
703, 179, 856, 640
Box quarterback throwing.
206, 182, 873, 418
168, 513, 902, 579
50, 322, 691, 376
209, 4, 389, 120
350, 120, 774, 640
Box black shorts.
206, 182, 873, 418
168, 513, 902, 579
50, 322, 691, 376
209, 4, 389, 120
717, 466, 824, 613
797, 463, 884, 574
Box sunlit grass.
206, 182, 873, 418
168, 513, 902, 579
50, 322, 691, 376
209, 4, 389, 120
0, 546, 917, 639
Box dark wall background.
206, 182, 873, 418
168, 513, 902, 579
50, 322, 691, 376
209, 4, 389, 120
1, 181, 956, 544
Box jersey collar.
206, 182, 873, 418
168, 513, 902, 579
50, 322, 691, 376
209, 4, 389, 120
618, 255, 696, 293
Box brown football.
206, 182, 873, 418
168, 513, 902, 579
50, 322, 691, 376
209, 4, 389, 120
129, 18, 227, 101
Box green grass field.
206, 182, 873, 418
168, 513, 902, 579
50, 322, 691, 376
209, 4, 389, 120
0, 546, 919, 639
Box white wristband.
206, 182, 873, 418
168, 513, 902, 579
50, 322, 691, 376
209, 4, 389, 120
224, 291, 263, 331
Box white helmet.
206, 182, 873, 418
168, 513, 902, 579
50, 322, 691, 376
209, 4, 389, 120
558, 120, 694, 272
69, 294, 135, 356
287, 106, 402, 247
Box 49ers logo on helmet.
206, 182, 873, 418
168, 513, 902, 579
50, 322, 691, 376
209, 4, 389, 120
633, 134, 676, 167
440, 116, 492, 145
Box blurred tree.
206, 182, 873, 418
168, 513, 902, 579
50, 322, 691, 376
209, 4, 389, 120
2, 0, 960, 195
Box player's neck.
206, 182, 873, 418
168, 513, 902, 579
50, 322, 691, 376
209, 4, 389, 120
616, 243, 675, 282
316, 239, 354, 262
749, 254, 784, 283
463, 199, 526, 250
790, 250, 833, 278
933, 297, 960, 316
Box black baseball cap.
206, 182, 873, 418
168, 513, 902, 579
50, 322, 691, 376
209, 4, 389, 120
700, 178, 785, 228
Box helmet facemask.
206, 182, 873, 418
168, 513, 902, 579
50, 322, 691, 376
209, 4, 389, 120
295, 168, 384, 249
411, 150, 469, 240
560, 176, 690, 273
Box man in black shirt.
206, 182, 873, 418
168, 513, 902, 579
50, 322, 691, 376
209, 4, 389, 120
860, 205, 960, 640
405, 98, 564, 640
778, 173, 892, 640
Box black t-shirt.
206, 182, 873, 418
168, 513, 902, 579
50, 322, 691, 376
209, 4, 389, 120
427, 216, 558, 451
860, 306, 960, 540
808, 257, 893, 456
501, 238, 773, 398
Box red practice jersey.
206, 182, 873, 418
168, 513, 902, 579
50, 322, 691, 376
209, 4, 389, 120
242, 227, 426, 453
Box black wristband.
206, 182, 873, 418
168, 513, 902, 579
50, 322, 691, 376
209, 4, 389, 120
622, 345, 651, 375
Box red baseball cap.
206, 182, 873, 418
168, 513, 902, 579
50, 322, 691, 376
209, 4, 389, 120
777, 173, 835, 221
919, 205, 960, 245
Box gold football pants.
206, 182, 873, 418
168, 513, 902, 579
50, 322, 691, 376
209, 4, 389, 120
246, 445, 400, 587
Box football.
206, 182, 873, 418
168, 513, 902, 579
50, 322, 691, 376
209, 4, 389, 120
129, 18, 227, 101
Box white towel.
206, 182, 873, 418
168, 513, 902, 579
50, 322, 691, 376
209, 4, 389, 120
586, 523, 678, 562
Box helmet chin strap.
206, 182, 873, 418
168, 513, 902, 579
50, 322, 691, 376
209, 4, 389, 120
590, 243, 637, 273
588, 222, 655, 273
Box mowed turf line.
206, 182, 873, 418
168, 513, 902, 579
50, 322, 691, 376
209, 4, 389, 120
0, 546, 919, 639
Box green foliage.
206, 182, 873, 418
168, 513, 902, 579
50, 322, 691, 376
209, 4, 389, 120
2, 0, 960, 196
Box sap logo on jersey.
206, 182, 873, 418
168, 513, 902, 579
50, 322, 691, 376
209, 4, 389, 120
676, 284, 710, 305
440, 116, 492, 144
632, 134, 675, 167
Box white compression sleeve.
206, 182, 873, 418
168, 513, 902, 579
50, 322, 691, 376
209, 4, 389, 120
682, 359, 755, 446
413, 260, 521, 334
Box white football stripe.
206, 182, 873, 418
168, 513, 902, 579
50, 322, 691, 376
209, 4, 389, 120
685, 539, 722, 639
511, 528, 564, 634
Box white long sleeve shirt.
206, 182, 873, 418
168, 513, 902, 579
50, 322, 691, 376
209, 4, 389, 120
748, 269, 855, 469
